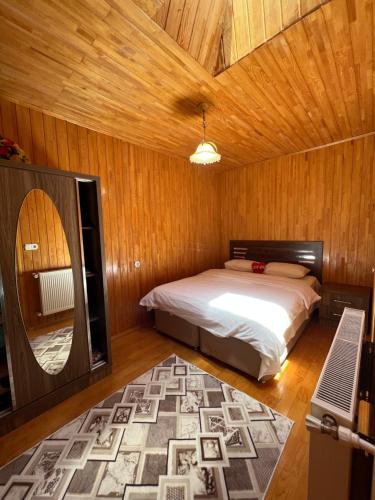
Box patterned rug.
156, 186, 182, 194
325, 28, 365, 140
29, 327, 74, 375
0, 354, 293, 499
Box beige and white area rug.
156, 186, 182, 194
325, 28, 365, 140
0, 355, 293, 500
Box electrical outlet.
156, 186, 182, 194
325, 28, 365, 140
134, 260, 141, 269
24, 243, 39, 251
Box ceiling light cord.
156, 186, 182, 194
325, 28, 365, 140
202, 108, 207, 142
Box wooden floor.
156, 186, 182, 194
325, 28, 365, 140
0, 319, 335, 499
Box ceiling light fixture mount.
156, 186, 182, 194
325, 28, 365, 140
189, 102, 221, 165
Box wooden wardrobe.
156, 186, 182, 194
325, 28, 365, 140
0, 159, 111, 435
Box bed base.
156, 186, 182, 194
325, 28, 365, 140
154, 310, 199, 348
155, 309, 311, 381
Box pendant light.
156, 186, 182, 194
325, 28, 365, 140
189, 103, 221, 165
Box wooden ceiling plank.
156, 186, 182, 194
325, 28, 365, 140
247, 0, 266, 50
216, 66, 306, 154
164, 0, 186, 40
186, 0, 213, 60
239, 51, 315, 150
302, 8, 352, 138
283, 17, 341, 141
263, 0, 283, 39
153, 0, 171, 29
257, 40, 325, 146
281, 0, 300, 28
268, 34, 331, 143
176, 0, 199, 51
0, 0, 373, 170
321, 0, 362, 136
131, 0, 164, 18
232, 0, 252, 59
0, 0, 99, 59
200, 0, 227, 73
300, 0, 321, 16
347, 0, 374, 133
221, 0, 237, 69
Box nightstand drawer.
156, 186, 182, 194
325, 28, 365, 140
323, 293, 366, 309
319, 306, 364, 323
320, 283, 371, 333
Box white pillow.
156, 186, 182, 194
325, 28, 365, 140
264, 262, 310, 279
224, 259, 254, 272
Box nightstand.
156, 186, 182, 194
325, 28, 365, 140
320, 283, 371, 333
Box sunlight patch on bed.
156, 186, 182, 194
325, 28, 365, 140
209, 293, 291, 339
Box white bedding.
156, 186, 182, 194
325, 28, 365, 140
140, 269, 321, 378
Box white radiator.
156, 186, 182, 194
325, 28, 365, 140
307, 307, 365, 500
36, 268, 74, 316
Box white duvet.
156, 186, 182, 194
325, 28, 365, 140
140, 269, 321, 378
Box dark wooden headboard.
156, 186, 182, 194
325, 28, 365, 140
229, 240, 324, 282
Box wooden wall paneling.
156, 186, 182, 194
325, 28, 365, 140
0, 97, 224, 335
15, 188, 72, 329
220, 136, 375, 287
55, 119, 70, 171
43, 114, 59, 169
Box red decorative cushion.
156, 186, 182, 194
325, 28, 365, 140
0, 135, 30, 163
251, 261, 266, 274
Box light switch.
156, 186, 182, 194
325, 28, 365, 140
24, 243, 39, 251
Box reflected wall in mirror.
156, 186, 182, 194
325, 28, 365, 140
15, 189, 75, 375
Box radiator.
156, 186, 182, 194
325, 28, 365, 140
307, 307, 365, 500
35, 268, 74, 316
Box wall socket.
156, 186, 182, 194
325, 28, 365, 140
134, 260, 141, 269
24, 243, 39, 251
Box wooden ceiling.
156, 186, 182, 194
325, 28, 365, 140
0, 0, 373, 169
134, 0, 328, 75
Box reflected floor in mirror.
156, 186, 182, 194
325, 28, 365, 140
29, 327, 73, 375
29, 327, 106, 373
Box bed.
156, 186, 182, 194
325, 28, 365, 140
140, 240, 323, 381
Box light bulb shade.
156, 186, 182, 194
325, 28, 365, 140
189, 141, 221, 165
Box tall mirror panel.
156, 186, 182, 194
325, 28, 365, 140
15, 189, 75, 375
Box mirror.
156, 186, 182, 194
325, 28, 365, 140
15, 189, 74, 375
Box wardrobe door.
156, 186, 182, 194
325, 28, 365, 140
0, 165, 90, 409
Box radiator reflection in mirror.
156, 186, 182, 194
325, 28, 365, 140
15, 189, 74, 375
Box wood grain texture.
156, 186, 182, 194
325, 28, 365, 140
218, 0, 328, 72
0, 97, 222, 336
0, 165, 90, 408
0, 0, 373, 168
140, 0, 326, 73
0, 321, 337, 500
220, 136, 375, 287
